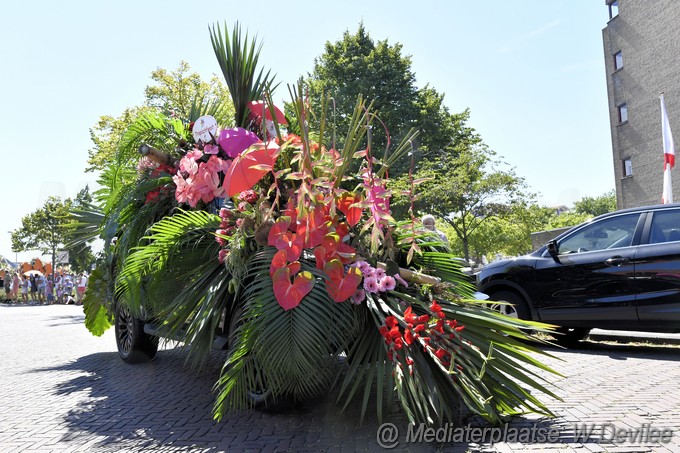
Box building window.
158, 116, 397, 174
623, 158, 632, 176
618, 103, 628, 123
614, 51, 623, 70
608, 0, 619, 20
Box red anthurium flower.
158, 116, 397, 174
295, 208, 329, 248
313, 246, 328, 271
323, 259, 362, 303
335, 242, 356, 264
275, 231, 304, 262
335, 222, 349, 241
269, 249, 301, 278
270, 249, 288, 278
268, 217, 291, 246
336, 193, 363, 227
222, 142, 279, 196
271, 266, 314, 311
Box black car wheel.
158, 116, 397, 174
553, 327, 591, 347
488, 290, 530, 319
115, 303, 159, 363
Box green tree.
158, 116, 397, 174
393, 128, 531, 262
87, 61, 234, 173
573, 189, 616, 216
305, 23, 466, 176
11, 197, 69, 278
10, 191, 95, 277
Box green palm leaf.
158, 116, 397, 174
210, 22, 277, 128
214, 246, 363, 417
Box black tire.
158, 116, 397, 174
553, 327, 591, 348
115, 303, 159, 363
487, 290, 531, 320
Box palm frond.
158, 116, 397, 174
209, 22, 277, 127
213, 246, 363, 416
336, 290, 560, 426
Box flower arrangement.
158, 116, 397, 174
74, 22, 559, 428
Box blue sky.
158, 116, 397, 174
0, 1, 614, 263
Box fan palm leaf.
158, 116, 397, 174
213, 246, 364, 417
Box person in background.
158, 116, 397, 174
12, 272, 20, 303
21, 275, 29, 303
421, 214, 449, 243
3, 271, 11, 302
64, 274, 74, 300
76, 273, 88, 305
37, 273, 47, 304
46, 275, 54, 304
29, 274, 38, 302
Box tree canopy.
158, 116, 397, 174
87, 61, 233, 173
304, 23, 468, 176
10, 188, 94, 274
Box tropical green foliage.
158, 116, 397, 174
87, 61, 234, 173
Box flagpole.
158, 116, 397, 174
660, 93, 675, 204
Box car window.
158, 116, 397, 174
559, 213, 640, 254
649, 209, 680, 244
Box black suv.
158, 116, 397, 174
477, 203, 680, 345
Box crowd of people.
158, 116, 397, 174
1, 271, 88, 305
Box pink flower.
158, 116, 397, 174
351, 288, 365, 305
173, 174, 189, 204
218, 248, 229, 264
204, 144, 219, 155
373, 268, 386, 279
363, 276, 379, 293
379, 275, 396, 292
394, 274, 409, 288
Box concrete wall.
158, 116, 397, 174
530, 227, 572, 251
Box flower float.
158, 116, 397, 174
76, 22, 559, 429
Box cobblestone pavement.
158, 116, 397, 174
0, 304, 679, 453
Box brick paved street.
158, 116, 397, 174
0, 304, 679, 453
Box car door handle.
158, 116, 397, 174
605, 256, 629, 266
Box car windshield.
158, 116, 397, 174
558, 213, 640, 254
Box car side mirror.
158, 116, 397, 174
547, 240, 560, 262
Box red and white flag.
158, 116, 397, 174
661, 94, 675, 204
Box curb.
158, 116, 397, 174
587, 329, 680, 346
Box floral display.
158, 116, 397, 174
73, 22, 558, 428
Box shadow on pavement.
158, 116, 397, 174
32, 348, 449, 452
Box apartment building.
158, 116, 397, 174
602, 0, 680, 208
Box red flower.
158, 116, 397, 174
403, 306, 417, 324
430, 301, 442, 313
404, 328, 415, 345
